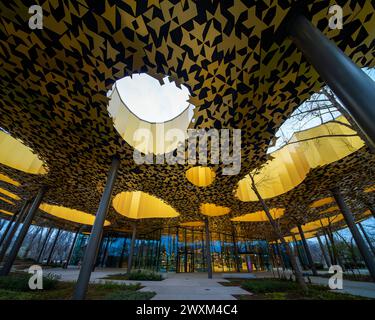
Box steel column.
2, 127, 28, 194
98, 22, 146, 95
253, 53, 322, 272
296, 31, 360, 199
0, 214, 17, 247
317, 235, 331, 268
0, 186, 47, 276
204, 217, 212, 279
72, 157, 120, 299
46, 229, 61, 265
332, 187, 375, 281
63, 228, 80, 269
358, 222, 375, 256
127, 223, 137, 275
37, 227, 52, 263
0, 201, 30, 263
297, 225, 318, 276
289, 14, 375, 147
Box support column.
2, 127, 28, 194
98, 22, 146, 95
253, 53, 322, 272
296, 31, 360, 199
46, 229, 61, 265
0, 201, 30, 263
358, 222, 375, 256
289, 14, 375, 147
204, 217, 212, 279
291, 235, 305, 270
250, 175, 307, 291
317, 234, 331, 268
0, 186, 47, 276
231, 223, 241, 272
37, 227, 52, 263
0, 214, 17, 247
63, 228, 80, 269
127, 223, 137, 275
331, 187, 375, 281
100, 236, 110, 267
118, 237, 126, 268
297, 225, 318, 276
322, 227, 335, 264
72, 157, 120, 300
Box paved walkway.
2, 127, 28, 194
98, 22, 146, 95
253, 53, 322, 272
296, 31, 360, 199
40, 267, 252, 300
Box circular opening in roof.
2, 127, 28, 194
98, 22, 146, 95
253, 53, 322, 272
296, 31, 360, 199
186, 166, 216, 187
116, 74, 191, 123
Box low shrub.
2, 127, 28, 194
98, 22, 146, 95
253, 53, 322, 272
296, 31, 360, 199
241, 279, 299, 294
0, 272, 59, 291
104, 270, 163, 281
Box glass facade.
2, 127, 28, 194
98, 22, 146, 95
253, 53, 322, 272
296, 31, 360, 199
71, 227, 271, 273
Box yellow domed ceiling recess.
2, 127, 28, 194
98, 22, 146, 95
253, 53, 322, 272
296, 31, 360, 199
108, 86, 193, 155
0, 187, 20, 200
290, 214, 344, 234
0, 131, 47, 174
39, 203, 111, 226
231, 208, 285, 222
0, 173, 20, 187
180, 221, 205, 227
319, 206, 340, 214
310, 197, 335, 208
0, 209, 14, 216
364, 185, 375, 193
200, 203, 230, 217
186, 166, 216, 187
112, 191, 180, 219
0, 197, 15, 205
236, 117, 364, 201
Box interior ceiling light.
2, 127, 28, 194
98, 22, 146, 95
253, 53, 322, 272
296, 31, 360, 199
39, 203, 110, 226
185, 166, 215, 187
0, 173, 20, 187
200, 203, 230, 217
236, 116, 363, 202
112, 191, 180, 219
0, 131, 47, 174
231, 208, 285, 222
0, 187, 20, 200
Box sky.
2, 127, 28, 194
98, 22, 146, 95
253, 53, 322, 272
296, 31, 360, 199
116, 73, 190, 123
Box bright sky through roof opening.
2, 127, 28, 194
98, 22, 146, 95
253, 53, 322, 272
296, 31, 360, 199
116, 74, 190, 123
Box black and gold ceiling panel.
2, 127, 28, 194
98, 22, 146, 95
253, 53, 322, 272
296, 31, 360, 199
0, 1, 374, 239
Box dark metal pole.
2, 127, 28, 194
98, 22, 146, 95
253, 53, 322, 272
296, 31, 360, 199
291, 235, 305, 270
118, 236, 127, 268
72, 157, 120, 299
358, 222, 375, 256
317, 234, 331, 268
127, 223, 137, 275
0, 186, 47, 276
46, 229, 61, 265
100, 236, 110, 267
331, 187, 375, 281
0, 214, 17, 247
289, 14, 375, 147
37, 227, 52, 263
231, 223, 241, 272
204, 217, 212, 279
63, 228, 80, 269
0, 201, 30, 263
297, 225, 318, 276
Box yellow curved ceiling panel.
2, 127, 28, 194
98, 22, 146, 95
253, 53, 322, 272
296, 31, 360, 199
0, 196, 15, 205
231, 208, 285, 222
112, 191, 180, 219
186, 166, 215, 187
236, 117, 364, 201
0, 173, 20, 187
284, 231, 317, 242
0, 131, 47, 174
39, 203, 110, 226
319, 206, 340, 214
310, 197, 335, 208
290, 214, 344, 234
0, 187, 20, 200
180, 221, 205, 227
108, 87, 192, 155
364, 185, 375, 193
0, 209, 14, 216
200, 203, 230, 217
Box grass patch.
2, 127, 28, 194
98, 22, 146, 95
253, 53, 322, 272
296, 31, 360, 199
0, 273, 155, 300
225, 278, 370, 300
103, 270, 163, 281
